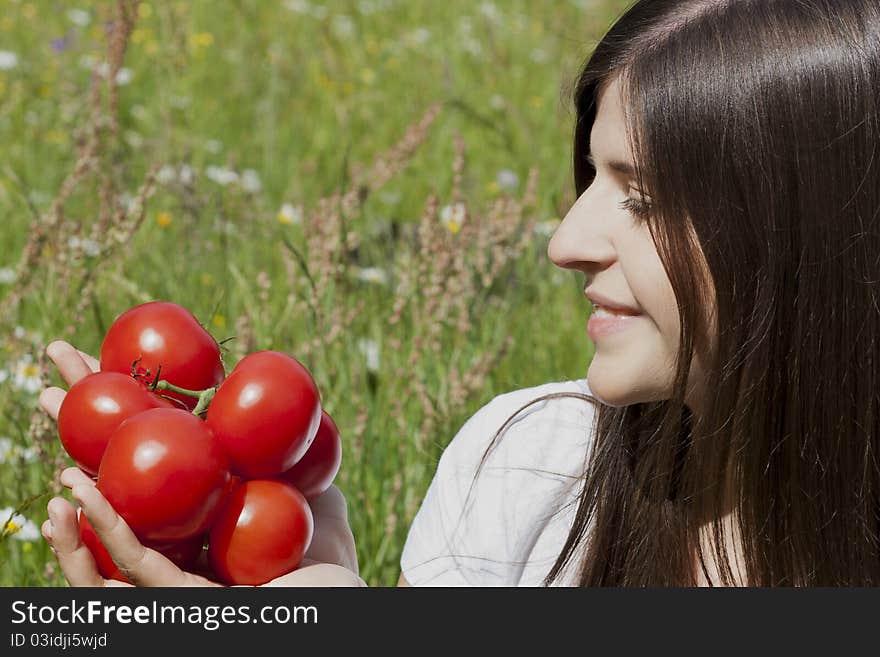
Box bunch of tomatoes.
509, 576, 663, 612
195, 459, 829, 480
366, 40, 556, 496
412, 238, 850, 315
56, 301, 342, 585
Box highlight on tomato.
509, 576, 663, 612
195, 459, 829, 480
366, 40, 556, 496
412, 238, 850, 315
99, 301, 225, 411
206, 351, 322, 479
96, 407, 231, 543
207, 479, 314, 586
57, 371, 174, 476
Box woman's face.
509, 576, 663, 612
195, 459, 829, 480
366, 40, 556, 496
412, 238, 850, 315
548, 76, 711, 412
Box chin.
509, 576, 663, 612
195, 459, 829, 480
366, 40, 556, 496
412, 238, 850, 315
586, 369, 639, 407
586, 363, 668, 408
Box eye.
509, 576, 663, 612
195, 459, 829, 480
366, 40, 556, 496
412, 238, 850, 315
618, 196, 653, 220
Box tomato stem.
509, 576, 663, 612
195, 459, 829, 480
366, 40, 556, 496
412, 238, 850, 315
191, 387, 217, 416
151, 379, 218, 416
152, 379, 205, 398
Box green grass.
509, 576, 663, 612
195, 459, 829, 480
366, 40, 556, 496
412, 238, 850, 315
0, 0, 621, 586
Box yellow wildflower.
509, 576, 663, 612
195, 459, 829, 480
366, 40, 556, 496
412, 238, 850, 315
156, 212, 172, 228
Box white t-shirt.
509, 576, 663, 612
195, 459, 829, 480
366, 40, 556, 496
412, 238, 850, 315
400, 377, 597, 586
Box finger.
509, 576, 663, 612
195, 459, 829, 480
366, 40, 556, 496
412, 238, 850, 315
309, 484, 349, 521
39, 387, 66, 422
46, 341, 94, 387
72, 483, 187, 587
60, 466, 96, 490
76, 350, 100, 373
303, 486, 358, 574
46, 496, 104, 587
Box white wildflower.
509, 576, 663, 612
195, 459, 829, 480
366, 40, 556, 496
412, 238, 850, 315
240, 169, 262, 193
11, 354, 41, 394
356, 267, 390, 286
530, 47, 549, 63
213, 219, 238, 235
496, 169, 519, 191
440, 203, 466, 234
130, 104, 148, 121
124, 130, 143, 148
357, 339, 380, 373
278, 203, 303, 225
0, 51, 19, 71
205, 166, 239, 186
0, 438, 38, 464
332, 15, 355, 37
81, 238, 101, 257
462, 38, 483, 56
406, 27, 430, 47
0, 507, 40, 541
78, 54, 97, 71
156, 165, 177, 185
533, 219, 561, 237
0, 268, 15, 284
120, 192, 137, 212
179, 164, 195, 186
479, 2, 502, 23
28, 190, 49, 205
67, 8, 91, 27
284, 0, 312, 13
0, 370, 7, 383
204, 139, 223, 154
67, 235, 98, 256
13, 326, 26, 340
490, 94, 506, 110
115, 67, 133, 86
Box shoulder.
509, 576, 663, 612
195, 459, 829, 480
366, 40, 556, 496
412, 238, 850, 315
439, 377, 597, 482
400, 378, 598, 585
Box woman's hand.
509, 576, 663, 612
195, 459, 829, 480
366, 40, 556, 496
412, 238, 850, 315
38, 340, 366, 587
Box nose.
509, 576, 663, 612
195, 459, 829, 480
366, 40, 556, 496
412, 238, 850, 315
547, 186, 617, 277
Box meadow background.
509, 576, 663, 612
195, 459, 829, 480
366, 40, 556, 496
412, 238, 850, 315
0, 0, 625, 586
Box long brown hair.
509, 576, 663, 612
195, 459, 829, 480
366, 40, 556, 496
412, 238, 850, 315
472, 0, 880, 586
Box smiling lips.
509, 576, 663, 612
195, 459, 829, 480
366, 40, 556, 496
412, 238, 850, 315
584, 288, 642, 315
587, 309, 643, 340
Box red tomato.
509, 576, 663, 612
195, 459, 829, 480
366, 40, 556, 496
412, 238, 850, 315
207, 479, 313, 586
97, 407, 230, 543
279, 410, 342, 499
78, 513, 205, 583
78, 513, 127, 583
57, 371, 174, 476
206, 351, 321, 478
100, 301, 225, 410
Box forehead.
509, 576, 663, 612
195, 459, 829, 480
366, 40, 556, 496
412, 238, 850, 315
590, 76, 637, 170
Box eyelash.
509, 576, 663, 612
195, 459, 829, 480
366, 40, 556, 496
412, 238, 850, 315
618, 196, 653, 219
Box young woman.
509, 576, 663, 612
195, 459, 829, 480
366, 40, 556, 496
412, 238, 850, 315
40, 0, 880, 586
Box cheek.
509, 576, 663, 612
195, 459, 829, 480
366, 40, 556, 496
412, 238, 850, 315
629, 242, 680, 342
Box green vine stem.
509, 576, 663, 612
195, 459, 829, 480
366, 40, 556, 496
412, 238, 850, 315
151, 379, 217, 416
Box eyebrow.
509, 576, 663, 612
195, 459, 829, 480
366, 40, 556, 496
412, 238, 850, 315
586, 152, 635, 177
